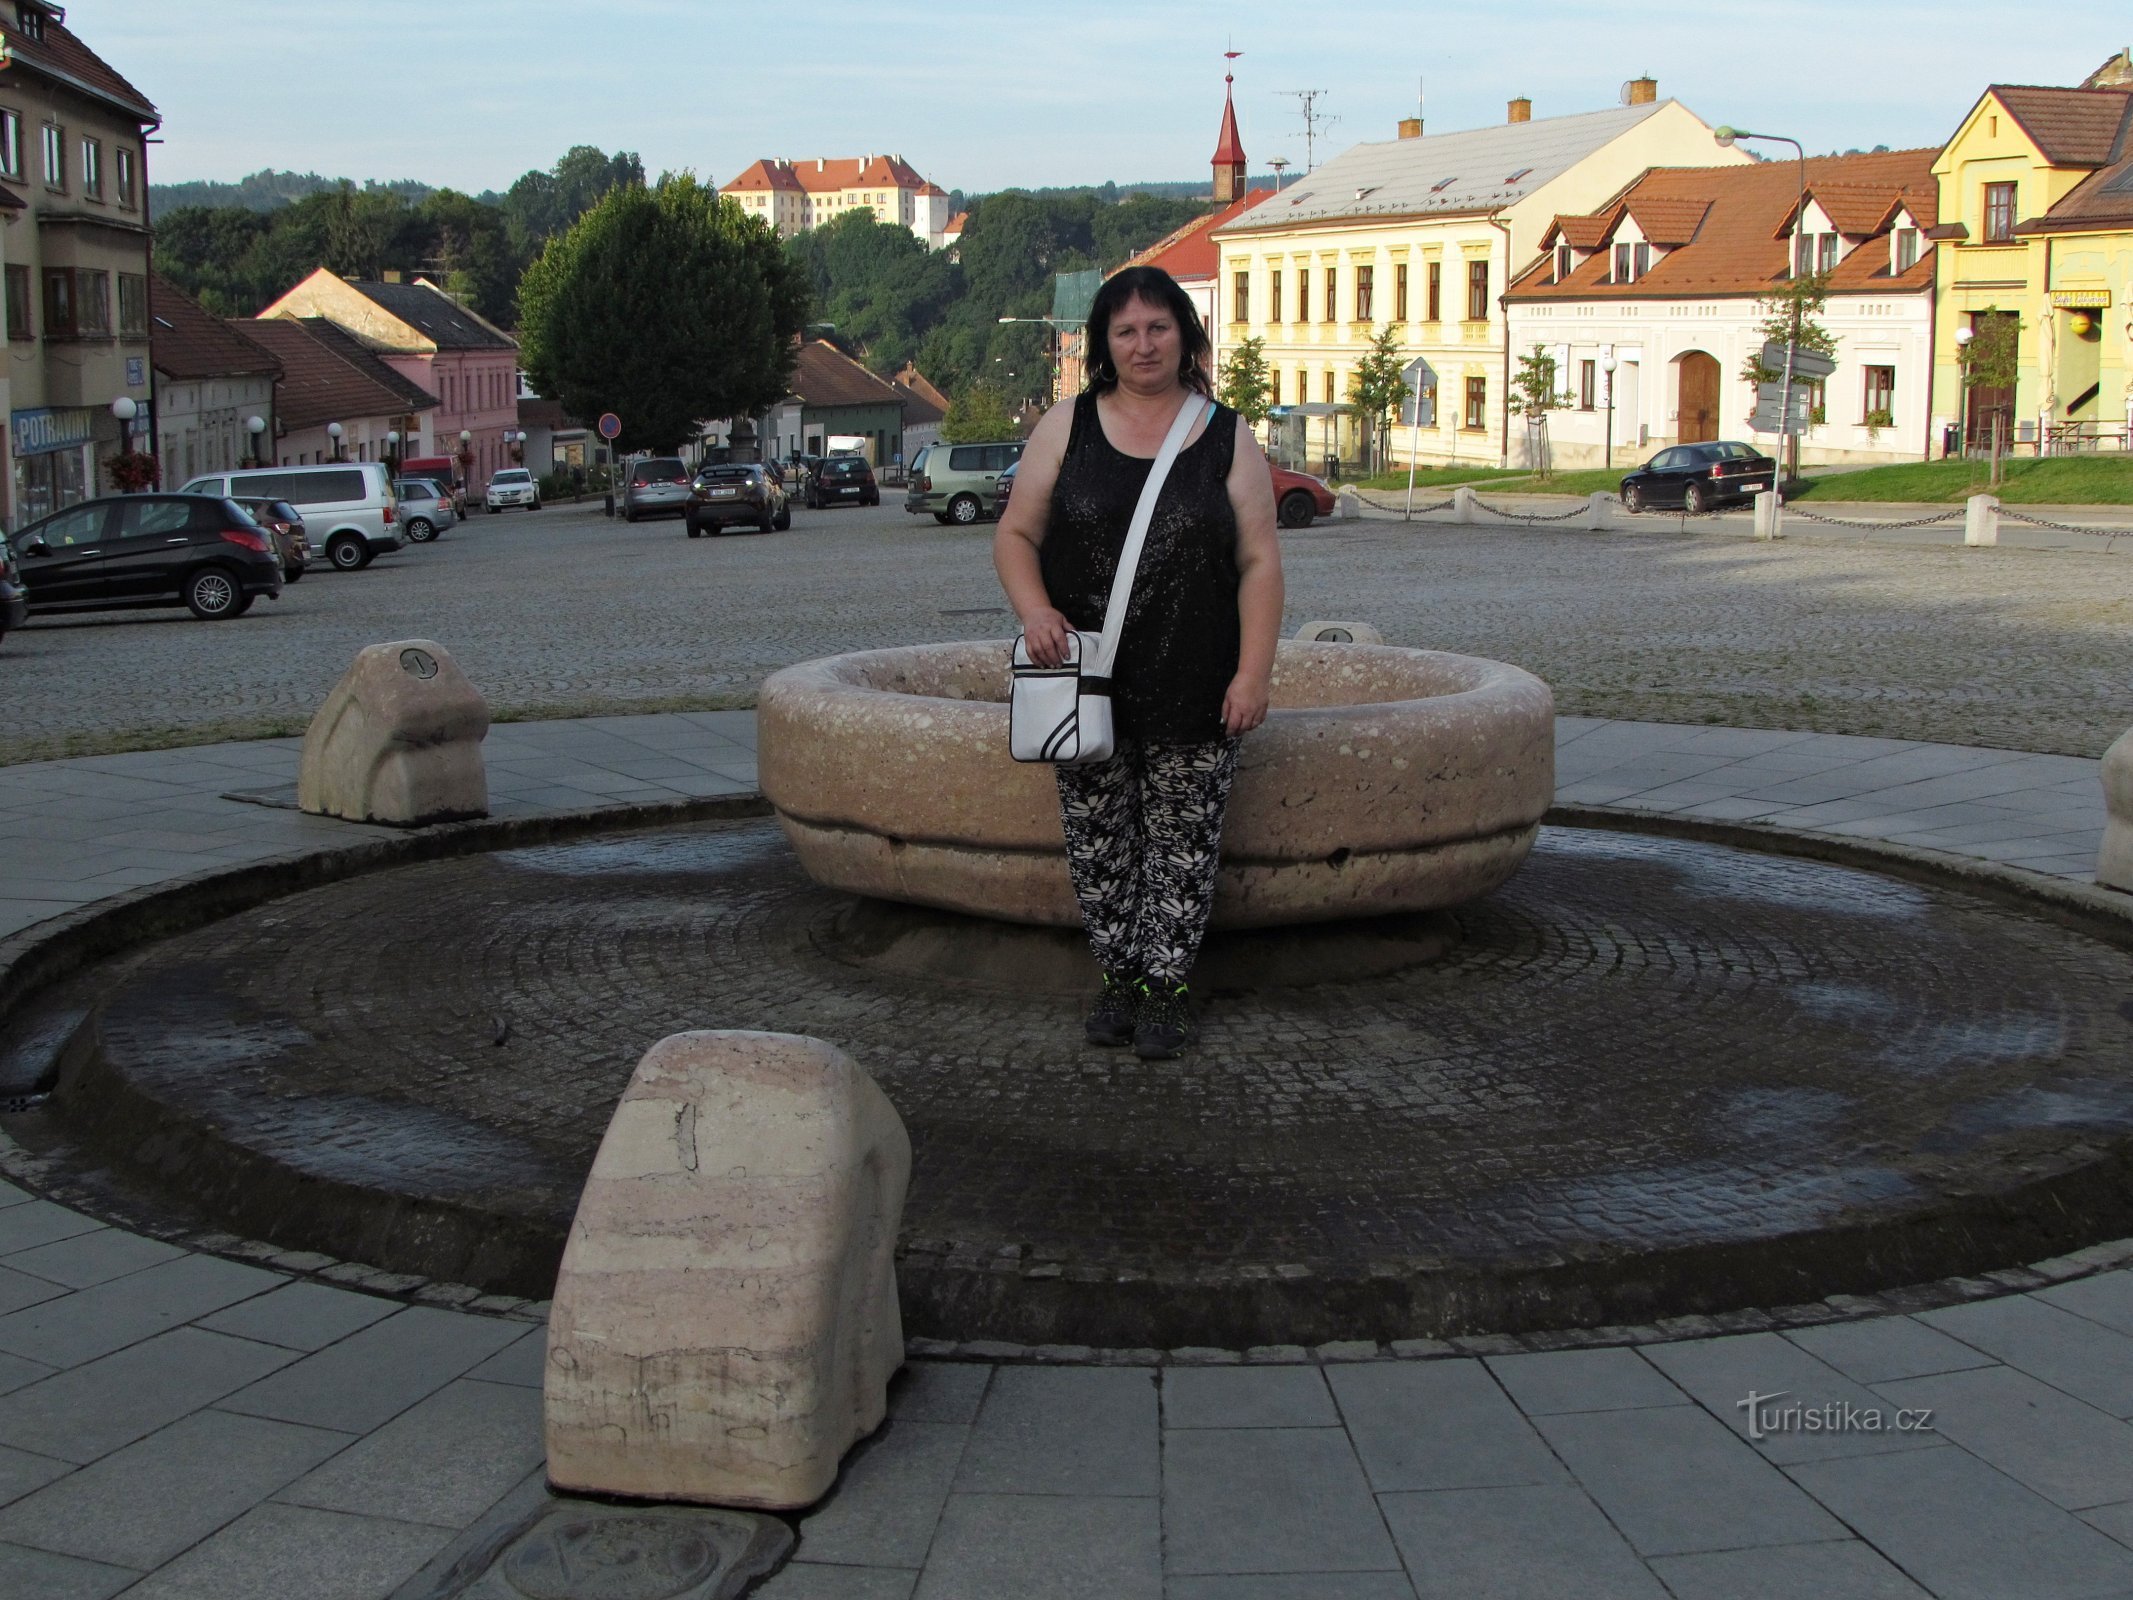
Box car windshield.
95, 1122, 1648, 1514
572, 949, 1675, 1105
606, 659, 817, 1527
493, 470, 531, 485
632, 460, 686, 484
700, 466, 757, 482
823, 459, 867, 476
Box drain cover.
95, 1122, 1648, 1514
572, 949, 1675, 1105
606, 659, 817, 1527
453, 1503, 790, 1600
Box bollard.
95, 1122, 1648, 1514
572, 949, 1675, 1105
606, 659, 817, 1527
1585, 491, 1612, 533
604, 491, 616, 518
1965, 493, 1999, 547
1752, 489, 1784, 541
1452, 485, 1478, 525
2101, 729, 2133, 893
1336, 487, 1361, 521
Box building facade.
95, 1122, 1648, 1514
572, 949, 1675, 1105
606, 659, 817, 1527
0, 0, 156, 526
721, 155, 956, 250
1211, 82, 1746, 470
149, 275, 280, 483
233, 318, 438, 470
1505, 151, 1941, 469
781, 340, 907, 466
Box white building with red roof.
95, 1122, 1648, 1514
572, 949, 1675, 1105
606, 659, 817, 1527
721, 155, 957, 249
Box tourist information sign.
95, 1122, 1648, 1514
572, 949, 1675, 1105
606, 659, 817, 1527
1760, 341, 1836, 381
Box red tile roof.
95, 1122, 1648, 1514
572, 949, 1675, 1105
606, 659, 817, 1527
1621, 195, 1709, 246
723, 155, 930, 196
892, 364, 952, 419
0, 5, 156, 121
1123, 189, 1278, 283
235, 319, 438, 431
1548, 211, 1615, 250
2021, 153, 2133, 232
787, 340, 907, 411
1989, 85, 2133, 166
150, 274, 281, 382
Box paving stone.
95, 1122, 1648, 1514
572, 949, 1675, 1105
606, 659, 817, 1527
1788, 1443, 2133, 1600
1327, 1360, 1567, 1492
2036, 1271, 2133, 1337
887, 1362, 991, 1425
0, 1441, 69, 1507
1919, 1295, 2133, 1416
1163, 1365, 1336, 1429
1875, 1364, 2133, 1510
0, 1540, 137, 1599
1164, 1576, 1418, 1600
0, 1228, 185, 1289
0, 1181, 28, 1208
793, 1420, 967, 1570
219, 1306, 525, 1434
195, 1280, 405, 1353
1648, 1537, 1937, 1598
0, 1253, 285, 1368
1782, 1314, 2001, 1384
1484, 1348, 1689, 1416
1535, 1404, 1846, 1557
754, 1565, 918, 1600
1379, 1483, 1668, 1599
0, 1202, 104, 1256
0, 1407, 349, 1569
0, 1327, 296, 1464
1642, 1332, 1943, 1464
953, 1366, 1157, 1496
0, 1347, 54, 1398
114, 1501, 450, 1600
911, 1492, 1158, 1599
1162, 1427, 1400, 1576
275, 1376, 540, 1530
457, 1330, 543, 1390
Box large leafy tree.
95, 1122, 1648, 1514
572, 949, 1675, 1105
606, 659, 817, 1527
1217, 336, 1274, 425
940, 382, 1018, 443
1346, 327, 1412, 472
518, 174, 811, 452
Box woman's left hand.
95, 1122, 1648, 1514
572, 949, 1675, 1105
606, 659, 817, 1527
1221, 672, 1272, 736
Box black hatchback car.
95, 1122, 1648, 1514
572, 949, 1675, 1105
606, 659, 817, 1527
14, 494, 283, 620
807, 455, 880, 509
1619, 441, 1776, 514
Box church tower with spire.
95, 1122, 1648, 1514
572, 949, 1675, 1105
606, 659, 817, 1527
1212, 72, 1247, 203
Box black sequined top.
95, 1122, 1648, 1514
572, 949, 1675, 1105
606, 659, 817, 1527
1040, 393, 1241, 744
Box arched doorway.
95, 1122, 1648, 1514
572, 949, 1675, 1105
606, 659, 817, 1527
1676, 352, 1720, 443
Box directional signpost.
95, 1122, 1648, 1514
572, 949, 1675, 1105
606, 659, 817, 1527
1400, 357, 1437, 520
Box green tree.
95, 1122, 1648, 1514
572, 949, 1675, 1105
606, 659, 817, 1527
1346, 327, 1411, 473
1739, 270, 1838, 477
1217, 335, 1274, 425
1506, 344, 1562, 477
1957, 307, 2021, 483
940, 382, 1017, 443
517, 174, 810, 453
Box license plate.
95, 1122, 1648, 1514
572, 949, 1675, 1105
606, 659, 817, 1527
710, 489, 736, 499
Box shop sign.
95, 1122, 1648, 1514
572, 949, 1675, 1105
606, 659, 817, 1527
10, 406, 97, 458
2050, 289, 2111, 309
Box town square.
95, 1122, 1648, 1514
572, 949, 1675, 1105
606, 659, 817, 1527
0, 4, 2129, 1598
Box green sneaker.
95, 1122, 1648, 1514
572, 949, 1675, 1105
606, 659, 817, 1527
1084, 971, 1139, 1048
1134, 981, 1197, 1059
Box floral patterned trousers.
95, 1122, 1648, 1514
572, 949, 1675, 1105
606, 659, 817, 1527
1054, 736, 1240, 986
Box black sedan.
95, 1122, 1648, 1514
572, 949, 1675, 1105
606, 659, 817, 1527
1619, 441, 1776, 514
685, 465, 790, 536
14, 494, 283, 620
807, 455, 880, 509
0, 533, 28, 642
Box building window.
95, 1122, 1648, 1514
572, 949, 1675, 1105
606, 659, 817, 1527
44, 268, 109, 337
1579, 359, 1597, 410
1464, 375, 1487, 430
118, 273, 146, 337
81, 136, 101, 200
41, 268, 72, 334
1426, 262, 1441, 322
1354, 265, 1373, 321
1893, 228, 1919, 272
1862, 365, 1895, 421
16, 4, 44, 41
1232, 270, 1248, 324
0, 110, 18, 179
116, 146, 135, 208
1817, 233, 1838, 273
1323, 370, 1335, 406
1297, 268, 1309, 322
1270, 369, 1281, 405
1555, 244, 1572, 282
41, 121, 63, 191
4, 264, 28, 340
1394, 263, 1409, 321
1613, 243, 1633, 283
1983, 182, 2016, 243
1324, 268, 1337, 322
1635, 242, 1651, 278
1466, 259, 1489, 321
1793, 233, 1811, 278
1270, 269, 1282, 323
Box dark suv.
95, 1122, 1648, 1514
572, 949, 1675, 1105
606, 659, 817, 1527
14, 494, 283, 620
686, 465, 790, 536
807, 455, 879, 509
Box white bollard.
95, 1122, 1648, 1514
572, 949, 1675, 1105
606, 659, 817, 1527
1965, 493, 2000, 547
1585, 491, 1612, 532
1452, 485, 1478, 525
1336, 487, 1361, 521
2101, 729, 2133, 893
1752, 490, 1784, 541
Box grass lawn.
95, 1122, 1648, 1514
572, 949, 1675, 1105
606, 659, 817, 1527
1351, 465, 1537, 492
1786, 455, 2133, 504
1475, 468, 1626, 497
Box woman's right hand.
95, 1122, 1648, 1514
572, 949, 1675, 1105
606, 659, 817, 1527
1018, 605, 1073, 667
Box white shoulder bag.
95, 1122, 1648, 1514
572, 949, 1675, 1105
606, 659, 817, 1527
1009, 394, 1212, 764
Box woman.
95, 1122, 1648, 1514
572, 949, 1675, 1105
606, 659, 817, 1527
993, 266, 1284, 1059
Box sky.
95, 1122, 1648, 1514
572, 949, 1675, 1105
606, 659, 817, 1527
94, 1, 2113, 196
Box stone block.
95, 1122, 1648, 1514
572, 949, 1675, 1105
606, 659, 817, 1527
1336, 487, 1361, 520
2101, 728, 2133, 893
1964, 492, 1999, 547
545, 1031, 912, 1511
1292, 619, 1386, 645
1752, 489, 1783, 541
297, 639, 488, 826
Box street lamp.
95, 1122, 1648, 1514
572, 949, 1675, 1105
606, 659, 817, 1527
109, 395, 137, 453
384, 429, 401, 478
1600, 349, 1617, 472
245, 415, 266, 468
1714, 125, 1807, 500
326, 421, 344, 462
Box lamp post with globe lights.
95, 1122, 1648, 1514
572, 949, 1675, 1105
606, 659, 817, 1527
1601, 349, 1618, 472
384, 430, 401, 480
327, 421, 344, 463
1714, 125, 1808, 497
246, 416, 266, 468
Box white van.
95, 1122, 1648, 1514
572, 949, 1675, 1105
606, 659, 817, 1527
179, 462, 401, 571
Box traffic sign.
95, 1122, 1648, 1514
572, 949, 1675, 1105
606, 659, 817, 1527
1399, 356, 1437, 427
597, 412, 622, 441
1760, 341, 1835, 382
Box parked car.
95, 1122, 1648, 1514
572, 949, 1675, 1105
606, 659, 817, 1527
486, 467, 542, 513
180, 462, 401, 572
904, 440, 1023, 525
13, 494, 282, 620
807, 455, 879, 509
1618, 441, 1776, 514
394, 478, 458, 541
993, 458, 1018, 516
400, 455, 467, 518
686, 464, 790, 536
231, 497, 311, 583
0, 532, 28, 642
1271, 465, 1336, 528
620, 458, 689, 521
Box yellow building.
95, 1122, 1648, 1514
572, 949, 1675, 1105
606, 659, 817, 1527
1928, 60, 2133, 452
1210, 79, 1746, 470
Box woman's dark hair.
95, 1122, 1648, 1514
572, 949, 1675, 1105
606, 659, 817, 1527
1083, 266, 1214, 397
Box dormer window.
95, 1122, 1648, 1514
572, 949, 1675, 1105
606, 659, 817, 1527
1791, 231, 1840, 277
1893, 227, 1919, 273
1818, 234, 1839, 273
15, 4, 44, 42
1555, 243, 1573, 282
1611, 241, 1651, 283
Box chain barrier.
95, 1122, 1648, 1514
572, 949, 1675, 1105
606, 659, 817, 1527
1473, 500, 1595, 524
1786, 506, 1966, 531
1998, 508, 2128, 540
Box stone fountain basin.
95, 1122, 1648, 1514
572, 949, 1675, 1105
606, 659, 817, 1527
758, 640, 1555, 929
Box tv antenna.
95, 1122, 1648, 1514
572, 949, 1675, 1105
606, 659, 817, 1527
1278, 88, 1337, 174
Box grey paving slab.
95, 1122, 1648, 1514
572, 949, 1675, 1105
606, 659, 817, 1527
887, 1361, 991, 1425
0, 1406, 350, 1569
1642, 1332, 1942, 1464
0, 1227, 185, 1289
794, 1420, 968, 1569
2040, 1272, 2133, 1339
1874, 1364, 2133, 1510
1379, 1483, 1668, 1599
0, 1264, 67, 1319
1162, 1427, 1399, 1576
953, 1365, 1158, 1496
1787, 1444, 2133, 1600
1647, 1538, 1936, 1599
913, 1493, 1159, 1600
115, 1501, 450, 1600
0, 1540, 136, 1599
0, 1327, 297, 1464
0, 1441, 68, 1507
755, 1565, 919, 1600
0, 1180, 29, 1208
1484, 1348, 1689, 1416
1165, 1576, 1418, 1600
194, 1280, 403, 1352
219, 1305, 526, 1433
461, 1328, 545, 1388
275, 1376, 540, 1530
1327, 1360, 1567, 1492
0, 1252, 285, 1368
1534, 1403, 1846, 1557
0, 1349, 53, 1397
0, 1202, 104, 1256
2079, 1498, 2133, 1550
1918, 1295, 2133, 1417
1163, 1365, 1337, 1429
1782, 1315, 2001, 1384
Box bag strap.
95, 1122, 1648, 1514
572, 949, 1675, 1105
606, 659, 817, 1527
1089, 393, 1214, 678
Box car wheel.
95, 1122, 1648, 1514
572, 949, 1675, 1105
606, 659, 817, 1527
488, 504, 500, 515
231, 592, 256, 617
1278, 490, 1316, 529
530, 499, 542, 511
283, 564, 304, 584
1621, 483, 1644, 513
1683, 482, 1709, 515
407, 517, 436, 542
686, 517, 701, 538
774, 504, 791, 531
948, 494, 981, 525
933, 512, 953, 525
184, 566, 242, 619
327, 534, 366, 571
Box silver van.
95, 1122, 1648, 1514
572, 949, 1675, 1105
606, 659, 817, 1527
904, 440, 1023, 525
180, 462, 401, 571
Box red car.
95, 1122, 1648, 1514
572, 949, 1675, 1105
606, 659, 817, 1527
1271, 464, 1336, 528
